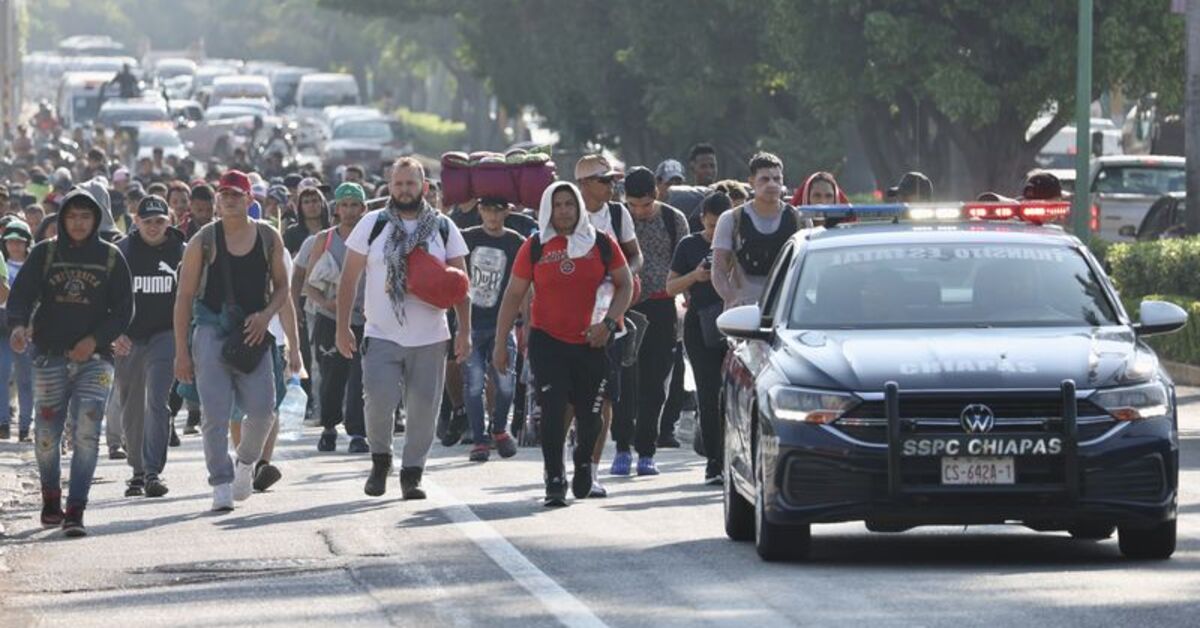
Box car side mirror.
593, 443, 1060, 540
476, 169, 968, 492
717, 305, 772, 341
1118, 225, 1137, 238
1135, 300, 1188, 337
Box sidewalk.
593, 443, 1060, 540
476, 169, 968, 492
0, 441, 36, 540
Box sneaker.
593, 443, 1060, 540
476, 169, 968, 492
347, 436, 369, 454
317, 428, 337, 452
704, 458, 723, 485
108, 446, 127, 460
544, 475, 568, 508
253, 462, 282, 492
62, 507, 87, 538
144, 478, 169, 498
441, 407, 468, 446
610, 451, 632, 476
183, 423, 200, 435
211, 484, 234, 511
493, 432, 518, 459
0, 424, 9, 440
40, 489, 64, 527
18, 428, 30, 443
656, 434, 681, 448
637, 457, 660, 476
232, 460, 255, 501
169, 428, 181, 448
125, 477, 145, 497
469, 443, 490, 462
589, 465, 608, 498
572, 462, 593, 499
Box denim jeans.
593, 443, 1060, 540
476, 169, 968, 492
464, 328, 516, 443
33, 354, 115, 509
0, 340, 34, 431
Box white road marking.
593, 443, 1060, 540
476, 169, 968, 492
427, 480, 610, 628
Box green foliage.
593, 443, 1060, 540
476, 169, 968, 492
1123, 294, 1200, 366
393, 108, 467, 156
1107, 238, 1200, 302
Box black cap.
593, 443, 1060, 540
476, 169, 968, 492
137, 194, 170, 218
284, 173, 303, 188
1022, 172, 1063, 201
887, 172, 933, 201
624, 166, 657, 199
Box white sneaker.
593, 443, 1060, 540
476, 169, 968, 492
233, 461, 255, 501
589, 464, 608, 498
212, 484, 234, 511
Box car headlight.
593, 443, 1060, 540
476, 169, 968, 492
1090, 380, 1172, 421
767, 386, 859, 425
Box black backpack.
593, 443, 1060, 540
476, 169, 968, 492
529, 232, 614, 268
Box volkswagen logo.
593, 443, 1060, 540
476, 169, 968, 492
960, 404, 995, 433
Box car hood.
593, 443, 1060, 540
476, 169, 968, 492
776, 327, 1144, 392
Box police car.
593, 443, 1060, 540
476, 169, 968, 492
718, 201, 1186, 561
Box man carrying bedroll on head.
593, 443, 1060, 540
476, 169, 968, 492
8, 186, 134, 537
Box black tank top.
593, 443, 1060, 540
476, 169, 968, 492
202, 227, 269, 314
735, 207, 798, 277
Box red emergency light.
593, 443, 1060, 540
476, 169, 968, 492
962, 201, 1071, 225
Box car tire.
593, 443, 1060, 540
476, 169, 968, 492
753, 434, 810, 561
1067, 523, 1116, 540
724, 455, 754, 542
1118, 520, 1176, 560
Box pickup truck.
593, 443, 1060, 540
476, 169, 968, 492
1091, 155, 1185, 242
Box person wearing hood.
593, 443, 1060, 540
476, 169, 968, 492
113, 195, 186, 500
8, 185, 134, 537
78, 178, 124, 242
335, 158, 471, 501
792, 171, 851, 227
0, 220, 33, 443
284, 186, 330, 256
492, 181, 633, 507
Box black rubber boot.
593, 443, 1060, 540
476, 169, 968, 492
364, 454, 392, 497
400, 466, 426, 500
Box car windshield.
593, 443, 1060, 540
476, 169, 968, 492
98, 106, 168, 124
301, 88, 359, 109
333, 119, 392, 141
788, 243, 1119, 329
1093, 166, 1185, 195
139, 130, 181, 147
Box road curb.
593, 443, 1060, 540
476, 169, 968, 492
0, 442, 36, 541
1164, 360, 1200, 387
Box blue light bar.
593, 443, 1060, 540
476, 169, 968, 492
801, 204, 907, 219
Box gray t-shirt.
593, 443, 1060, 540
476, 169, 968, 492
712, 202, 788, 306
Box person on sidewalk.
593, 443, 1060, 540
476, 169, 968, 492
460, 197, 525, 463
336, 158, 471, 500
492, 181, 633, 506
173, 170, 300, 512
114, 195, 185, 499
8, 186, 134, 537
304, 182, 369, 454
0, 220, 29, 442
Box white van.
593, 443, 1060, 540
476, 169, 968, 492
209, 75, 273, 108
56, 72, 121, 128
294, 73, 360, 117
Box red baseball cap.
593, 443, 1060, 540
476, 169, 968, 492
218, 170, 252, 196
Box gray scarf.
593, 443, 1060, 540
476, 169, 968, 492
384, 197, 439, 323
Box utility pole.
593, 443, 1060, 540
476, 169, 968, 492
1071, 0, 1093, 237
1187, 0, 1200, 233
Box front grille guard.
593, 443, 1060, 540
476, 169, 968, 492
884, 380, 1079, 500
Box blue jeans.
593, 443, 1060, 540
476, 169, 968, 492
464, 328, 516, 442
33, 354, 114, 509
0, 340, 34, 431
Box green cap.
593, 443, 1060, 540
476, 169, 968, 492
3, 219, 32, 241
334, 182, 366, 203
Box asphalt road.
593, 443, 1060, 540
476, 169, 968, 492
2, 390, 1199, 627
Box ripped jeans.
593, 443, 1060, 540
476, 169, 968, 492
33, 353, 114, 509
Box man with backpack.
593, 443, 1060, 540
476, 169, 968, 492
114, 195, 186, 499
173, 170, 300, 512
620, 167, 689, 476
712, 152, 804, 309
8, 186, 134, 537
336, 157, 471, 500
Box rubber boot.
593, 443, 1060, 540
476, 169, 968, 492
400, 466, 426, 500
364, 454, 392, 497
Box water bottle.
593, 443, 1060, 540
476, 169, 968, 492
278, 375, 308, 441
591, 278, 614, 326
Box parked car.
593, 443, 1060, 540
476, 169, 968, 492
209, 75, 273, 109
1132, 192, 1188, 241
322, 113, 411, 176
135, 123, 190, 162
1090, 155, 1186, 242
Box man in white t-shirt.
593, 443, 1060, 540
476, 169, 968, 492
336, 158, 471, 500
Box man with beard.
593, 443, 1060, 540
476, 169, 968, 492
337, 158, 471, 500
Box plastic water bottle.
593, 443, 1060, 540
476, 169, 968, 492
591, 279, 614, 326
278, 375, 308, 441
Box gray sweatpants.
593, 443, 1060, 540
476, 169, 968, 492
362, 337, 447, 468
115, 330, 175, 481
193, 324, 275, 486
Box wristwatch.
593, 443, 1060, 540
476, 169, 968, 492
602, 316, 619, 334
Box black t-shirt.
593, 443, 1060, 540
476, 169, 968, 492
463, 226, 525, 331
118, 229, 185, 340
670, 233, 720, 309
